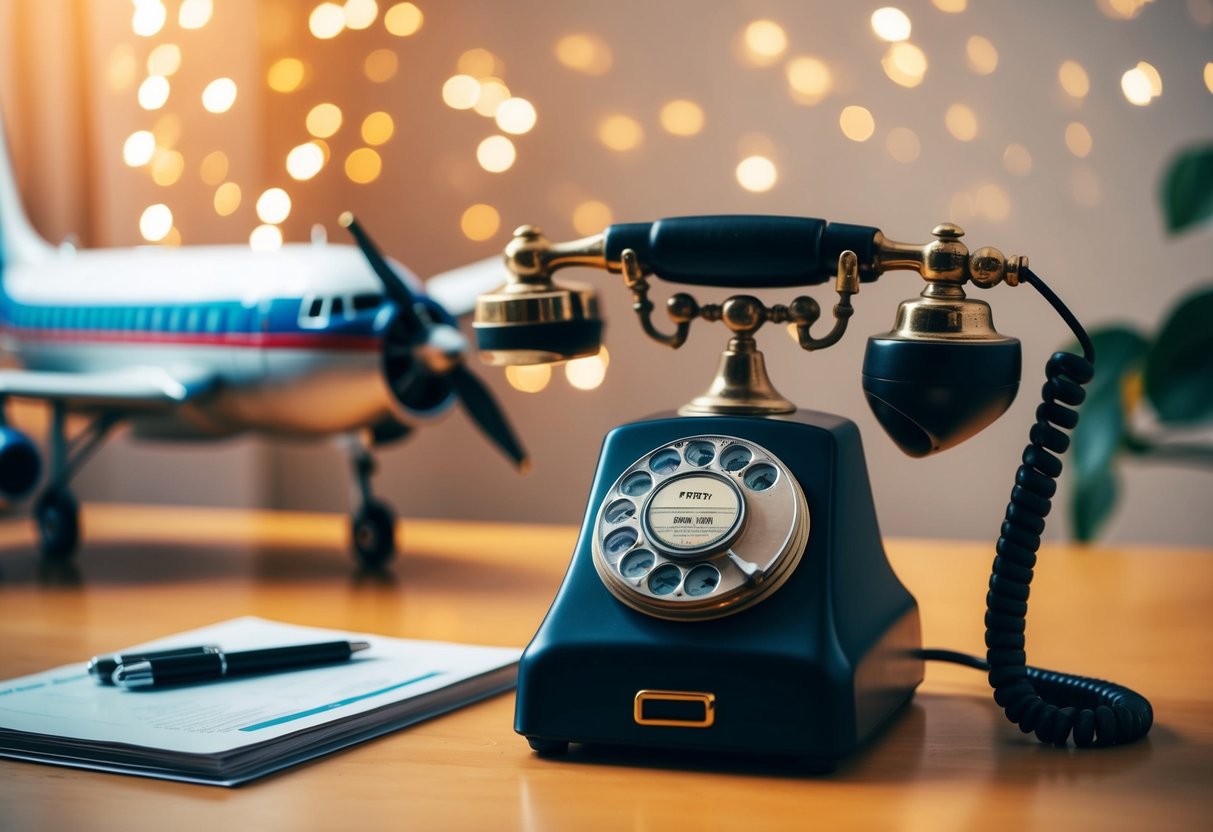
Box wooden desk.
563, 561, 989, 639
1, 505, 1210, 831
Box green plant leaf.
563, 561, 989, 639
1161, 143, 1213, 234
1144, 286, 1213, 424
1072, 465, 1118, 543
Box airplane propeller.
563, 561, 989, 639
339, 212, 528, 471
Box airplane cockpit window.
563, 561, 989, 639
331, 296, 345, 318
307, 298, 323, 317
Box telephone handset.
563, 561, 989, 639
474, 216, 1152, 763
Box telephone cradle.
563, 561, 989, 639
515, 410, 923, 765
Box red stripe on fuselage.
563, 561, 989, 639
2, 327, 381, 351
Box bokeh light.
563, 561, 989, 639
659, 99, 704, 136
343, 0, 378, 30
975, 183, 1011, 221
476, 136, 516, 172
572, 200, 612, 236
506, 364, 552, 394
286, 142, 326, 180
931, 0, 967, 10
152, 113, 182, 148
267, 58, 306, 93
871, 8, 912, 41
1002, 143, 1032, 176
178, 0, 213, 29
345, 148, 383, 183
945, 103, 978, 141
786, 56, 833, 104
965, 36, 998, 74
132, 1, 167, 37
881, 43, 928, 87
200, 151, 229, 185
1097, 0, 1150, 19
554, 33, 613, 75
147, 44, 181, 77
886, 127, 921, 163
150, 149, 184, 186
364, 49, 398, 83
213, 182, 241, 216
566, 347, 609, 390
1205, 63, 1213, 95
496, 98, 538, 134
1121, 62, 1161, 104
740, 20, 787, 66
460, 203, 501, 241
443, 75, 480, 110
256, 188, 292, 224
598, 115, 644, 151
201, 78, 237, 113
1064, 122, 1093, 158
139, 204, 173, 241
107, 44, 137, 92
384, 2, 423, 37
309, 3, 345, 39
123, 131, 155, 167
458, 48, 502, 78
306, 102, 343, 137
472, 79, 511, 117
138, 76, 170, 110
736, 156, 778, 192
839, 106, 876, 142
249, 224, 283, 252
1059, 60, 1090, 99
361, 111, 395, 145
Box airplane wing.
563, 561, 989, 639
423, 256, 508, 317
0, 366, 217, 408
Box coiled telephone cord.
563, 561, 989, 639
922, 267, 1153, 748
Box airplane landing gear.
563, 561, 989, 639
32, 406, 119, 561
34, 488, 79, 560
346, 433, 397, 569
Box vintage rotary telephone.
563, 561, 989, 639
473, 216, 1152, 765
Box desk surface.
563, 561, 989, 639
0, 505, 1210, 831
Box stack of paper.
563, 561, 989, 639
0, 617, 520, 786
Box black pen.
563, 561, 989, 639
87, 646, 219, 685
112, 640, 371, 689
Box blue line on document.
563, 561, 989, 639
238, 671, 444, 732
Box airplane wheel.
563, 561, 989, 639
352, 500, 396, 568
34, 488, 80, 561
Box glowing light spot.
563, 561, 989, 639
151, 149, 184, 186
201, 78, 237, 113
178, 0, 213, 29
1071, 166, 1101, 206
966, 35, 998, 74
360, 111, 395, 146
881, 42, 927, 87
458, 48, 502, 78
1205, 62, 1213, 95
1064, 122, 1093, 158
555, 33, 613, 75
741, 20, 787, 66
597, 115, 643, 152
153, 114, 182, 148
138, 76, 170, 110
460, 203, 501, 241
256, 188, 292, 224
1138, 61, 1162, 96
886, 127, 921, 163
309, 3, 345, 39
213, 182, 241, 216
286, 142, 325, 180
1002, 143, 1032, 176
268, 58, 306, 93
1059, 60, 1090, 99
496, 98, 538, 135
345, 147, 383, 183
306, 102, 343, 137
871, 8, 912, 41
839, 106, 876, 142
975, 184, 1011, 221
147, 44, 181, 77
785, 56, 833, 105
343, 0, 378, 29
123, 131, 155, 167
1097, 0, 1151, 20
384, 2, 423, 36
573, 200, 613, 236
364, 49, 398, 83
200, 151, 229, 185
1191, 0, 1213, 25
442, 75, 480, 110
473, 79, 511, 117
162, 227, 181, 247
945, 103, 978, 141
1121, 65, 1155, 105
132, 1, 167, 37
658, 99, 704, 136
736, 156, 778, 193
476, 136, 516, 173
506, 364, 552, 393
139, 204, 173, 242
931, 0, 967, 10
566, 347, 609, 390
249, 224, 283, 252
107, 44, 137, 92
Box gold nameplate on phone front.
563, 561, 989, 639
634, 690, 717, 728
592, 436, 809, 621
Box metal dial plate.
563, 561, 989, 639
591, 435, 810, 621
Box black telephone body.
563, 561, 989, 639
473, 215, 1151, 763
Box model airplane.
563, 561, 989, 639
0, 121, 524, 567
